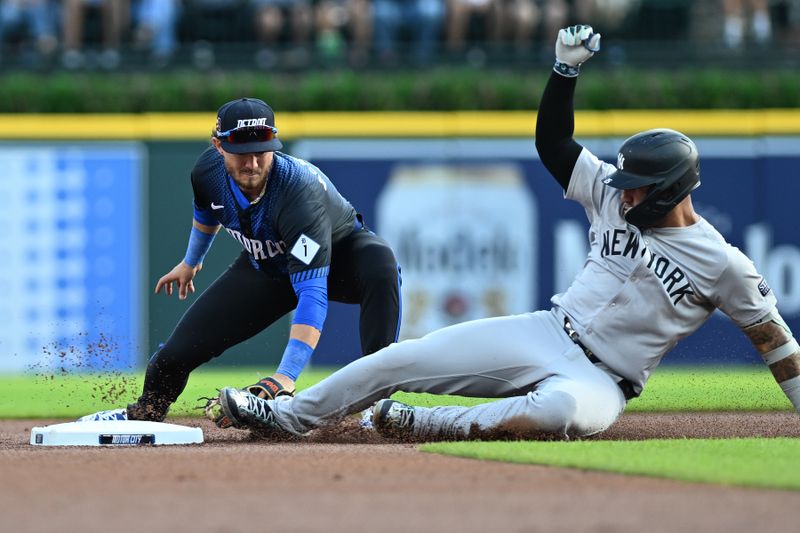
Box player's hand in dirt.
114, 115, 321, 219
154, 261, 203, 300
201, 394, 235, 429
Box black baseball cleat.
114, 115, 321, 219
217, 387, 282, 433
372, 399, 416, 438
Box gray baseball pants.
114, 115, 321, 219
270, 309, 627, 439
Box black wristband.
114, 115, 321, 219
553, 60, 580, 78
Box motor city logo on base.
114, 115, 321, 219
99, 434, 155, 445
377, 164, 537, 340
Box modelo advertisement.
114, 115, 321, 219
297, 137, 800, 365
376, 164, 536, 340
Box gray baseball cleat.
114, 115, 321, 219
217, 387, 282, 434
372, 399, 416, 437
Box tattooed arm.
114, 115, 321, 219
743, 309, 800, 412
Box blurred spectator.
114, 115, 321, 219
251, 0, 313, 67
572, 0, 637, 38
490, 0, 566, 53
489, 0, 537, 52
446, 0, 566, 56
373, 0, 445, 65
0, 0, 58, 63
181, 0, 249, 43
314, 0, 371, 66
133, 0, 180, 66
785, 0, 800, 44
445, 0, 494, 54
180, 0, 252, 69
61, 0, 130, 69
723, 0, 772, 47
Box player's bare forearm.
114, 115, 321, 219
192, 219, 221, 234
745, 319, 792, 352
744, 315, 800, 411
290, 323, 321, 349
745, 321, 800, 380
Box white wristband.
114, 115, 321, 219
761, 338, 800, 366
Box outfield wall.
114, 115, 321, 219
2, 111, 799, 372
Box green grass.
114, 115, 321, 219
422, 438, 800, 491
0, 368, 334, 418
624, 366, 793, 412
0, 365, 792, 418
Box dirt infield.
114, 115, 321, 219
3, 412, 800, 533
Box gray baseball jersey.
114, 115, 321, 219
553, 149, 777, 389
263, 148, 777, 440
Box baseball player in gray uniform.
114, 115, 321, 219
212, 25, 800, 440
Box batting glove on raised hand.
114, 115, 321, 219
554, 24, 601, 78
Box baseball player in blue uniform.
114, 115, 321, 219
81, 97, 402, 422
207, 25, 800, 441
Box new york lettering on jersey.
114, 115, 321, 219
599, 227, 694, 306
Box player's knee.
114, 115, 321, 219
357, 240, 399, 281
523, 390, 579, 437
362, 259, 400, 289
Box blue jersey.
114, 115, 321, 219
190, 147, 358, 283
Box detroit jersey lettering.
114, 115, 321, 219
189, 147, 357, 278
551, 149, 776, 389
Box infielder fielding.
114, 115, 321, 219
81, 97, 402, 422
211, 25, 800, 440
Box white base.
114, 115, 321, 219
30, 420, 204, 446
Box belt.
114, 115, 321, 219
563, 318, 638, 401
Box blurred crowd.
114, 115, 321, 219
1, 0, 799, 70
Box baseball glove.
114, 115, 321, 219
201, 377, 295, 429
245, 376, 295, 399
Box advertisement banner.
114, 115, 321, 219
0, 143, 144, 373
296, 137, 800, 365
376, 164, 536, 339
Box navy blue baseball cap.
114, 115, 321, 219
214, 97, 283, 154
